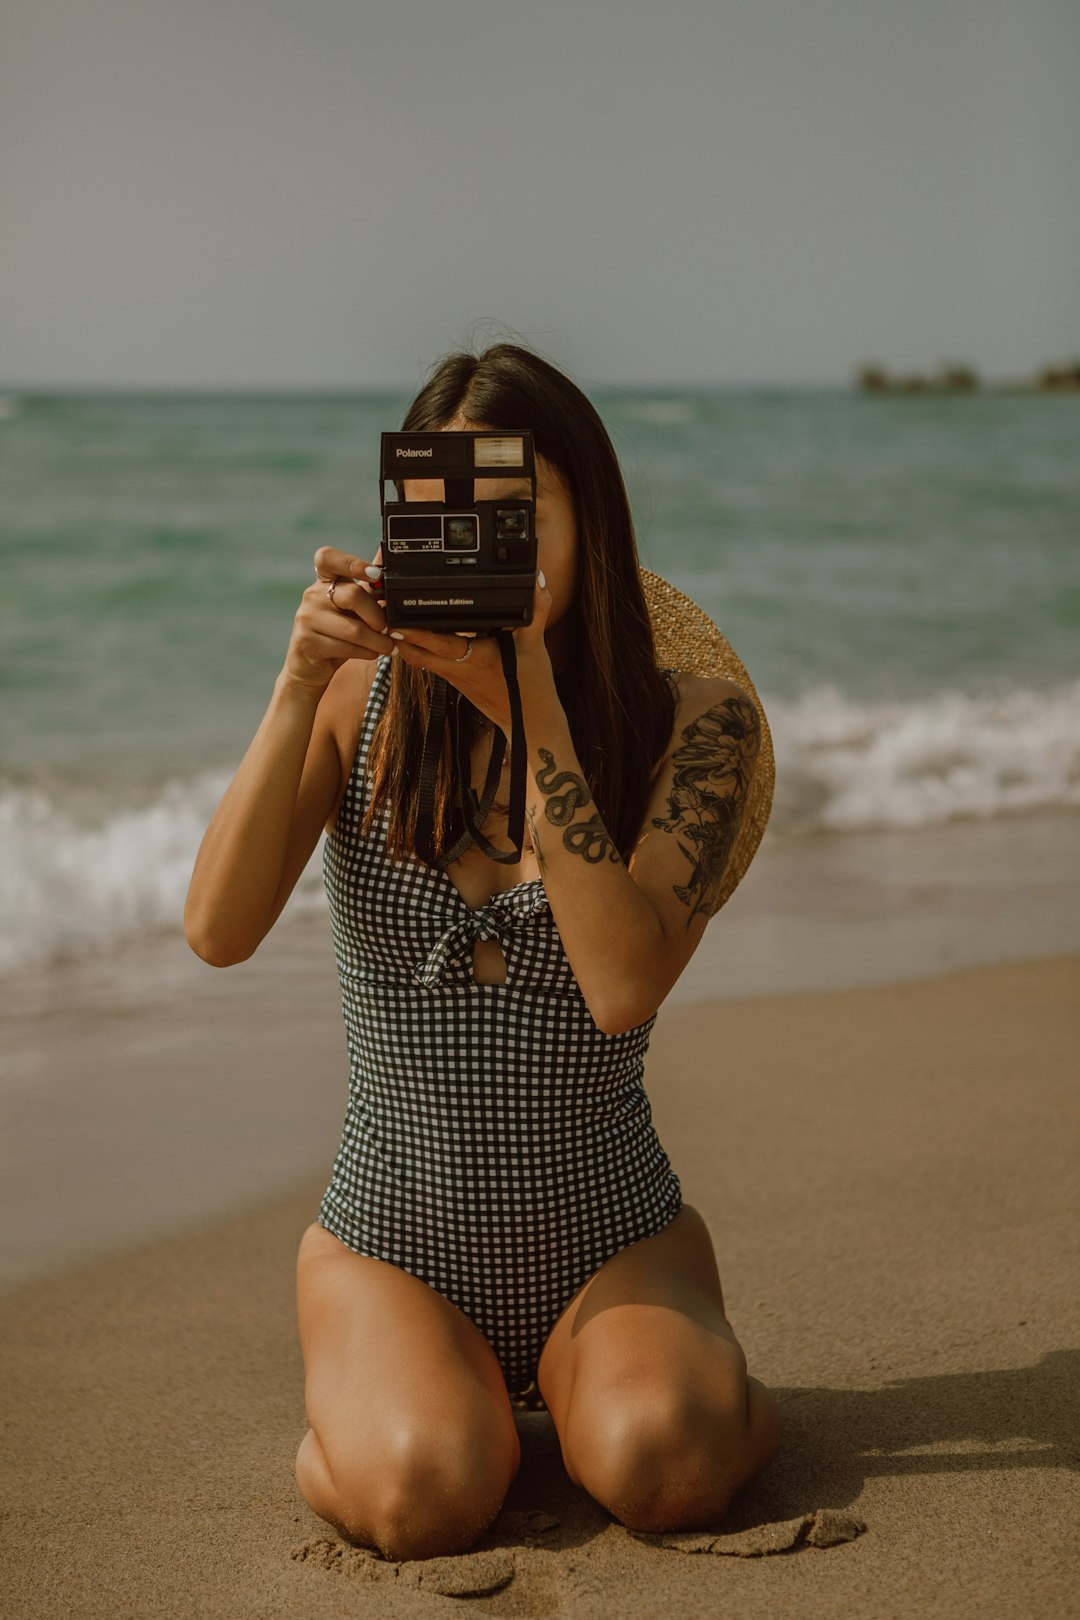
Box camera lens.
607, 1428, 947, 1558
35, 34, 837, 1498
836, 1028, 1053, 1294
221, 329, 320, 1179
444, 515, 478, 551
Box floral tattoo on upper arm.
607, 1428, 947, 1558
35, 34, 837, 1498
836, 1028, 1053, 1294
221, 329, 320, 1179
650, 694, 761, 927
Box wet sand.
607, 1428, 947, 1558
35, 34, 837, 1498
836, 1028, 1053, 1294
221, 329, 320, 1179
4, 810, 1079, 1288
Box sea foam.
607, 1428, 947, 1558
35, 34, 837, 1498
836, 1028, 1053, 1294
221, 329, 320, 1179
771, 676, 1080, 832
1, 677, 1077, 975
0, 770, 328, 976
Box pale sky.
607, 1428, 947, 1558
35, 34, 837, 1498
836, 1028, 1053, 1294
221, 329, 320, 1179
2, 0, 1077, 388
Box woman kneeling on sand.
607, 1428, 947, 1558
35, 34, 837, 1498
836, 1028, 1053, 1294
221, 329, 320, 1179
185, 341, 783, 1561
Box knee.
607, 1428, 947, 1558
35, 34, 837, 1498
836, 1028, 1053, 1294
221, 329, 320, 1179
296, 1422, 519, 1563
364, 1424, 521, 1562
563, 1386, 743, 1533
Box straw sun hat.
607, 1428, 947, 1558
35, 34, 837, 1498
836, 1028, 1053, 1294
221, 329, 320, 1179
639, 566, 775, 915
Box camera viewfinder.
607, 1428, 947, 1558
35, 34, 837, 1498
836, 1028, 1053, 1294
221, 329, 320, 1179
496, 508, 528, 542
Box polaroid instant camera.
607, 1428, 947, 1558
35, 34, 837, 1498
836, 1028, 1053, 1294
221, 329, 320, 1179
379, 429, 538, 634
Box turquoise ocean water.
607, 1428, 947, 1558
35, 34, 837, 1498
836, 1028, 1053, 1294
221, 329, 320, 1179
1, 386, 1078, 973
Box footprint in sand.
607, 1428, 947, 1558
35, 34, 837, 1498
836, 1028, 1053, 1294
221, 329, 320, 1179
290, 1504, 863, 1602
291, 1510, 562, 1597
290, 1510, 560, 1599
625, 1506, 867, 1556
291, 1534, 517, 1596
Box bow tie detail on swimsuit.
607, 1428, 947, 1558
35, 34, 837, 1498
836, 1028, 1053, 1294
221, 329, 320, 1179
413, 881, 550, 987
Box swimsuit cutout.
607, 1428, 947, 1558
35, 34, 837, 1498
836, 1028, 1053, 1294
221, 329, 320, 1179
316, 653, 684, 1395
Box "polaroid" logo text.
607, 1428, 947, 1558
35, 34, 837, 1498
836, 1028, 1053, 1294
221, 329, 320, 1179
395, 447, 434, 458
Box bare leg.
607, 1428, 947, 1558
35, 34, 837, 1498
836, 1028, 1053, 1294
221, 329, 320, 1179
294, 1222, 521, 1561
537, 1204, 783, 1531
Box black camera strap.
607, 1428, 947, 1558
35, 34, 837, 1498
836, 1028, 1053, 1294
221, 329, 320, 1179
414, 629, 527, 869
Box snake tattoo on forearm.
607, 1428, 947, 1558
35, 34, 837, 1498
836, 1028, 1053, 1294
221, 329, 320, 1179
651, 694, 762, 928
534, 749, 621, 865
532, 692, 760, 909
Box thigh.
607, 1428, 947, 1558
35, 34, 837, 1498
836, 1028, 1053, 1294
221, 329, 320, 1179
536, 1203, 782, 1515
296, 1222, 521, 1510
537, 1203, 739, 1423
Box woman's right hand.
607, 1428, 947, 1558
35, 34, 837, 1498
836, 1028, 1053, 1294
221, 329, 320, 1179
280, 545, 389, 692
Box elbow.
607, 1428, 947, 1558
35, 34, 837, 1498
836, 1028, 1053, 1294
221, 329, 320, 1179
183, 904, 258, 968
590, 990, 659, 1038
589, 959, 670, 1035
184, 929, 253, 968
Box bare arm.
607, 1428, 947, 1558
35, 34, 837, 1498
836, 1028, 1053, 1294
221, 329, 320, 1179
183, 546, 387, 966
521, 676, 761, 1034
385, 578, 761, 1033
184, 671, 339, 966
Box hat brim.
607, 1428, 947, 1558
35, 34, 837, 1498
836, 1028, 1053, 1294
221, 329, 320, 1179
640, 567, 775, 915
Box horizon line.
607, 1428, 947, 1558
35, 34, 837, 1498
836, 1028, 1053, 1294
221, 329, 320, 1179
1, 370, 1061, 396
0, 376, 912, 396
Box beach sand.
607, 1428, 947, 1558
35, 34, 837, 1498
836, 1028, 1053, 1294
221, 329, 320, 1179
3, 889, 1079, 1616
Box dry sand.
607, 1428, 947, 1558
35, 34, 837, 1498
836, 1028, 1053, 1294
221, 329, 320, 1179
3, 950, 1079, 1618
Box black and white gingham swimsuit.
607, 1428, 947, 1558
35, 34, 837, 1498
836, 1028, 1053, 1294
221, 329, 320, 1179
316, 652, 683, 1395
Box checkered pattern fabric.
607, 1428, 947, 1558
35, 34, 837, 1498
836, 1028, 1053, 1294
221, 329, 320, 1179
317, 653, 683, 1395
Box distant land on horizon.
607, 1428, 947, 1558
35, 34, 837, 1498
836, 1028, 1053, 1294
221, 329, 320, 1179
855, 358, 1080, 396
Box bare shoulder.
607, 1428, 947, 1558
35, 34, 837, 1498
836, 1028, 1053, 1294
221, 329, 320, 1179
664, 670, 758, 743
667, 670, 750, 707
624, 671, 763, 970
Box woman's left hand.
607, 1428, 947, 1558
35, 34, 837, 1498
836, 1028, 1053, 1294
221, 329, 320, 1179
385, 570, 556, 732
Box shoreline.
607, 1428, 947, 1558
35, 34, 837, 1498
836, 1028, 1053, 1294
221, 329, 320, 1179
3, 939, 1078, 1292
3, 809, 1079, 1288
5, 804, 1079, 1004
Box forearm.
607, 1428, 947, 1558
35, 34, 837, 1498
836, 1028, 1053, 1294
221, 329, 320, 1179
184, 671, 325, 962
519, 683, 665, 1033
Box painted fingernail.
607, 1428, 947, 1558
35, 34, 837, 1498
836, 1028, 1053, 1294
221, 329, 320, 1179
537, 570, 546, 589
364, 565, 383, 579
389, 631, 405, 640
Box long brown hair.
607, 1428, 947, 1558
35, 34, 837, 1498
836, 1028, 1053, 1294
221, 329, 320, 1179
362, 342, 675, 866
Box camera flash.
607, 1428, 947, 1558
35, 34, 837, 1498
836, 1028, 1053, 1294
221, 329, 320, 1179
473, 436, 524, 467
